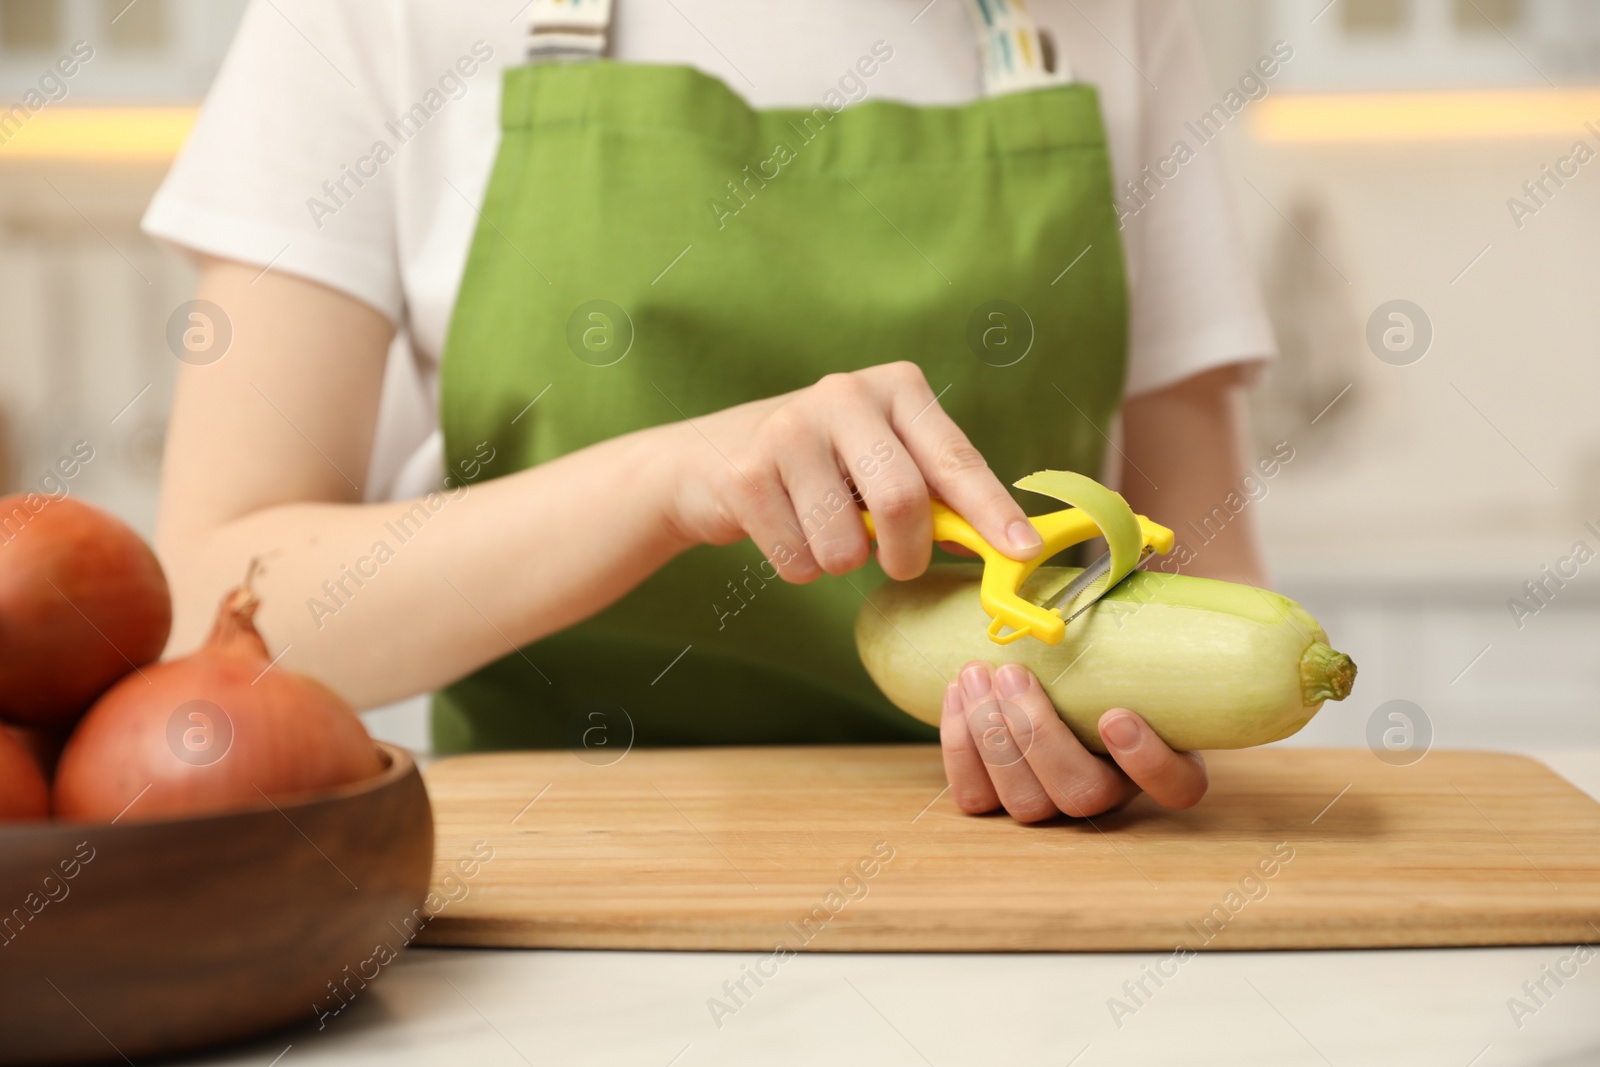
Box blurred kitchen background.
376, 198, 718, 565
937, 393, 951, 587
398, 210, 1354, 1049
1, 0, 1595, 755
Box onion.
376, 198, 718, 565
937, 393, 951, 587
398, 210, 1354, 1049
3, 722, 67, 780
0, 722, 50, 821
0, 494, 171, 729
53, 567, 383, 823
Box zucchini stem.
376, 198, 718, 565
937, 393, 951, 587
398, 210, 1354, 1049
1300, 642, 1357, 704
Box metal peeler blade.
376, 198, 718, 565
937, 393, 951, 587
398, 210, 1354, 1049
1043, 545, 1154, 624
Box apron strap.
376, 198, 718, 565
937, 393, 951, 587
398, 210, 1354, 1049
522, 0, 1070, 94
525, 0, 615, 63
962, 0, 1072, 94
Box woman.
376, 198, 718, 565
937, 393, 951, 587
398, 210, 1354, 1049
144, 0, 1275, 822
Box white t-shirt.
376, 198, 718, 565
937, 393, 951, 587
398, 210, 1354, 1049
143, 0, 1276, 500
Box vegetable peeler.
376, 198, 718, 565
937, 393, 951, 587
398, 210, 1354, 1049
861, 470, 1174, 646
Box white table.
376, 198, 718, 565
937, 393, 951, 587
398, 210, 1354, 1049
194, 751, 1600, 1067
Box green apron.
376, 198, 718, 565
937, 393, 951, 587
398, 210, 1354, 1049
434, 59, 1128, 753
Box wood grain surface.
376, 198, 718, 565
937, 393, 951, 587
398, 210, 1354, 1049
417, 746, 1600, 952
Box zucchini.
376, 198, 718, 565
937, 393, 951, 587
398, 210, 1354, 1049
856, 564, 1355, 752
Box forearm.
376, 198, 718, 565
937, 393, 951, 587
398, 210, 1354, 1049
1118, 366, 1269, 588
160, 427, 691, 708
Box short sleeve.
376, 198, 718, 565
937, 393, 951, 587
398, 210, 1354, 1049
141, 0, 403, 322
1120, 3, 1278, 398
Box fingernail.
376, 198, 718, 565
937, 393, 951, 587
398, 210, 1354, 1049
995, 663, 1030, 700
960, 663, 991, 700
1007, 520, 1044, 556
1101, 712, 1140, 749
942, 681, 961, 717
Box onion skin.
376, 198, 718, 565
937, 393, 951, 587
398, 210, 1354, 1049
0, 722, 50, 820
3, 722, 67, 780
0, 494, 172, 729
53, 583, 383, 823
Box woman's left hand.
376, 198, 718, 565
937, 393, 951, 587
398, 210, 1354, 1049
941, 661, 1208, 822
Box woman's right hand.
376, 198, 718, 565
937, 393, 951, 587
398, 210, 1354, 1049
660, 361, 1044, 583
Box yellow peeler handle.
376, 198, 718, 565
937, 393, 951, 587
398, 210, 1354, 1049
859, 471, 1174, 646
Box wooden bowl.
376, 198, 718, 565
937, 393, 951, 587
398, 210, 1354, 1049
0, 742, 433, 1065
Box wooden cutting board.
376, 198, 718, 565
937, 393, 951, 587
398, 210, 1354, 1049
416, 746, 1600, 951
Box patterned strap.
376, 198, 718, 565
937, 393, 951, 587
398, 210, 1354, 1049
525, 0, 614, 62
961, 0, 1072, 93
525, 0, 1071, 94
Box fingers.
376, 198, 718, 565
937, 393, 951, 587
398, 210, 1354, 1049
732, 362, 1036, 587
724, 460, 823, 583
1099, 709, 1209, 810
819, 374, 931, 580
775, 434, 870, 576
997, 664, 1139, 818
869, 362, 1043, 563
956, 662, 1060, 823
945, 662, 1186, 824
939, 680, 1000, 814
